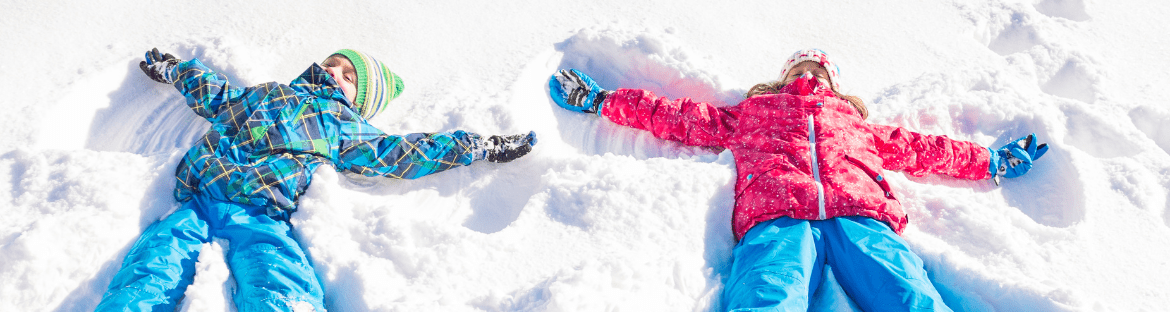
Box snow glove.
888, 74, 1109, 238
474, 131, 538, 163
989, 133, 1049, 185
549, 69, 612, 115
139, 48, 181, 84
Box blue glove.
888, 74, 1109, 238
549, 69, 611, 115
989, 133, 1049, 185
475, 131, 538, 163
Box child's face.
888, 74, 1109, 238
322, 54, 359, 104
782, 61, 831, 86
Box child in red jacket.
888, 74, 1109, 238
548, 49, 1047, 311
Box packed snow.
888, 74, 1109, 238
2, 0, 1169, 311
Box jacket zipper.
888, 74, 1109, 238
808, 114, 826, 220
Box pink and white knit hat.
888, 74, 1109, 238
777, 49, 841, 90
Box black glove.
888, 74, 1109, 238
139, 48, 181, 84
476, 131, 537, 163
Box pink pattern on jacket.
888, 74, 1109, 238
600, 80, 991, 241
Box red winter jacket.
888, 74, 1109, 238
600, 78, 991, 241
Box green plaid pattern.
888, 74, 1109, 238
171, 59, 477, 216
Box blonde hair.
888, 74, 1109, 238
745, 80, 868, 120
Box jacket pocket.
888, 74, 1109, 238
735, 169, 762, 200
844, 154, 895, 200
735, 162, 783, 200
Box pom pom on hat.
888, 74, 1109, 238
329, 49, 405, 120
777, 48, 841, 90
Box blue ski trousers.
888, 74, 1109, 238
723, 217, 951, 312
96, 194, 325, 312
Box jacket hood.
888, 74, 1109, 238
290, 63, 351, 105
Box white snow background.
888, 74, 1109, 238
2, 0, 1169, 311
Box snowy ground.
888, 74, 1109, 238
3, 0, 1170, 311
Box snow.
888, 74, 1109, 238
2, 0, 1169, 311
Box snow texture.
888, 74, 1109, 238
2, 0, 1170, 311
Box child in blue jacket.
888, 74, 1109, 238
96, 48, 537, 311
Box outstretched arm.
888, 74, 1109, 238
870, 124, 1049, 184
548, 69, 737, 147
336, 124, 537, 179
171, 59, 251, 121
337, 129, 478, 179
868, 124, 992, 180
138, 48, 254, 122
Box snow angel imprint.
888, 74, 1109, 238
97, 48, 538, 312
547, 48, 1048, 311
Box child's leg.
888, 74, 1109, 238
722, 217, 825, 311
208, 200, 325, 312
820, 216, 951, 312
96, 202, 210, 311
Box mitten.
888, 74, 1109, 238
548, 69, 611, 115
139, 48, 181, 84
989, 133, 1049, 185
475, 131, 538, 163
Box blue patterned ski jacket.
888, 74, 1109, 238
171, 59, 478, 217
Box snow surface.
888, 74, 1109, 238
2, 0, 1170, 311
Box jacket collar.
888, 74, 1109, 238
778, 74, 835, 97
290, 63, 351, 105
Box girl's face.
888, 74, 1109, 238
782, 61, 831, 86
322, 54, 359, 104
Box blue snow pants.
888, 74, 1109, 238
723, 216, 951, 312
95, 194, 325, 312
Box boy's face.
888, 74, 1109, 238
322, 54, 359, 104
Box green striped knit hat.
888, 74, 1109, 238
329, 49, 405, 119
